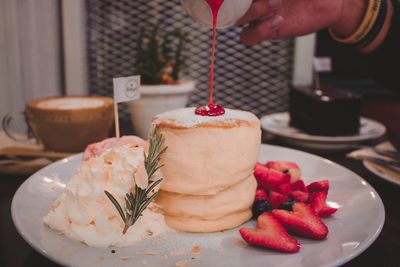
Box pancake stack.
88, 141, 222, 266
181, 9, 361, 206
153, 107, 261, 232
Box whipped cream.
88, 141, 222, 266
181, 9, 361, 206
83, 135, 147, 161
43, 144, 170, 247
152, 107, 259, 128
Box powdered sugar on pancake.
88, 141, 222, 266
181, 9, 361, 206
153, 107, 259, 128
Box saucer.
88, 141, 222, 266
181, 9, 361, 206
364, 160, 400, 186
261, 112, 386, 151
355, 142, 400, 186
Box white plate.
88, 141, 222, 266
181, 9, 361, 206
12, 145, 385, 267
261, 113, 386, 151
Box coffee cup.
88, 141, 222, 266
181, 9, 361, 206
2, 96, 114, 152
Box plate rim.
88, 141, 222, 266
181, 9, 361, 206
363, 160, 400, 186
268, 145, 385, 267
261, 112, 386, 143
11, 154, 82, 267
11, 145, 385, 267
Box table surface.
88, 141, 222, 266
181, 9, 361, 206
1, 138, 399, 267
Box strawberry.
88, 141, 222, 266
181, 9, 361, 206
266, 161, 299, 170
272, 202, 328, 240
289, 191, 309, 202
266, 161, 301, 183
265, 161, 277, 169
309, 191, 327, 214
277, 183, 292, 195
291, 180, 307, 192
255, 189, 268, 202
269, 190, 288, 208
239, 213, 300, 253
319, 207, 338, 217
254, 163, 290, 191
254, 162, 268, 180
307, 180, 329, 192
267, 169, 291, 189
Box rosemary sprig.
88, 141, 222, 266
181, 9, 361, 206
104, 129, 167, 234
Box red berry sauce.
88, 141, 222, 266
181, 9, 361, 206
195, 103, 225, 116
195, 0, 226, 117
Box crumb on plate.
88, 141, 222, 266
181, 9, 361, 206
191, 246, 201, 255
175, 260, 188, 267
144, 249, 157, 255
170, 249, 184, 256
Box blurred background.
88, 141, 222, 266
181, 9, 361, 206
0, 0, 398, 133
0, 0, 311, 126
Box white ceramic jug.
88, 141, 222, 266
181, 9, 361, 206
181, 0, 252, 28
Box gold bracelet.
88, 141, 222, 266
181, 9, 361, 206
329, 0, 382, 44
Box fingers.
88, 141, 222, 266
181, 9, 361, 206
240, 15, 284, 45
236, 0, 282, 26
237, 0, 284, 45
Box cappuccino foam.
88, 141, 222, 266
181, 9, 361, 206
37, 98, 105, 110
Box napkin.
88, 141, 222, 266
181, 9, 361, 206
0, 131, 70, 175
347, 141, 400, 180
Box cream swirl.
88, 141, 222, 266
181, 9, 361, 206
43, 144, 169, 247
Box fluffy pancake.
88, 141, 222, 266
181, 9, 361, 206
152, 107, 261, 232
153, 108, 261, 195
156, 175, 257, 220
164, 209, 252, 233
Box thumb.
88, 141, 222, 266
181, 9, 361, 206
240, 15, 284, 45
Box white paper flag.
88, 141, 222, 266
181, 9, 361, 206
113, 75, 141, 103
313, 57, 332, 73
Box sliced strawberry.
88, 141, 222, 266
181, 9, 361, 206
254, 162, 269, 180
255, 189, 269, 202
266, 161, 301, 183
272, 202, 328, 240
265, 161, 276, 169
277, 183, 292, 195
307, 180, 329, 192
254, 164, 290, 191
265, 169, 291, 191
291, 180, 307, 192
289, 191, 309, 202
269, 190, 288, 208
239, 213, 300, 253
287, 168, 301, 183
266, 161, 299, 170
254, 163, 270, 189
319, 207, 338, 217
309, 191, 327, 214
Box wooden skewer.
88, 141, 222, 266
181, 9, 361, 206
114, 101, 120, 138
314, 71, 321, 91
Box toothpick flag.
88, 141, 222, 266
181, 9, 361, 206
113, 75, 141, 103
113, 75, 141, 138
313, 57, 332, 91
313, 57, 332, 73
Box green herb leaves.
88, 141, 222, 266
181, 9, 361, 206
105, 129, 167, 234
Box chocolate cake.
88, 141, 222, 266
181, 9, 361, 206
289, 86, 362, 136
